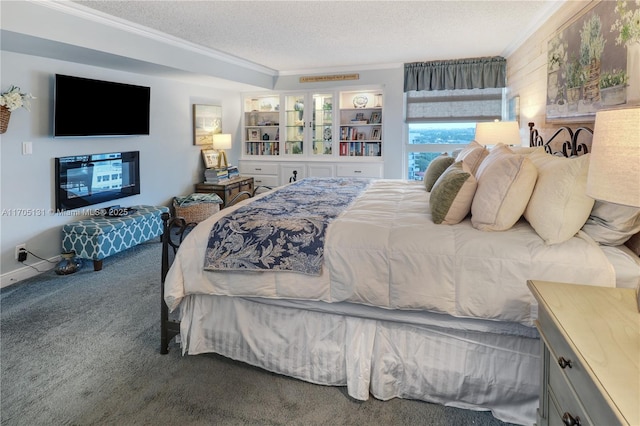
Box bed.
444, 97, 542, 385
160, 125, 640, 425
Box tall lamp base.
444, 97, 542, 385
216, 150, 228, 169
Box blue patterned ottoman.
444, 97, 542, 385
61, 205, 169, 271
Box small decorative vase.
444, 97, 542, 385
55, 251, 82, 275
0, 105, 11, 134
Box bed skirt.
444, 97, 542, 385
179, 294, 539, 425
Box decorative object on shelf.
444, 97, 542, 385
212, 133, 232, 169
374, 94, 383, 107
0, 85, 35, 134
352, 95, 368, 108
248, 128, 260, 141
294, 99, 304, 120
262, 133, 270, 141
193, 104, 222, 146
323, 127, 332, 141
201, 149, 219, 169
54, 251, 82, 275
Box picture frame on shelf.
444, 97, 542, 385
193, 104, 222, 146
369, 111, 381, 124
371, 128, 381, 140
248, 128, 260, 141
201, 149, 219, 169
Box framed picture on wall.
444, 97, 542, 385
545, 1, 640, 121
193, 104, 222, 145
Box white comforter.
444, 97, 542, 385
164, 180, 616, 326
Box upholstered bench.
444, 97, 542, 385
61, 205, 169, 271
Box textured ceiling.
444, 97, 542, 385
72, 0, 564, 73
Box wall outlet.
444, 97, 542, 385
15, 244, 27, 261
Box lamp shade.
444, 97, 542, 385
212, 133, 232, 150
474, 121, 520, 146
586, 107, 640, 208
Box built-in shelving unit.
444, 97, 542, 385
240, 88, 384, 185
338, 90, 383, 157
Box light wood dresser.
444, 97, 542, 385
528, 280, 639, 426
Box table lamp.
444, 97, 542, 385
474, 121, 520, 146
585, 107, 640, 311
212, 133, 232, 169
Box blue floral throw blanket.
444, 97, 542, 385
203, 177, 371, 276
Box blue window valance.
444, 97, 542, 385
404, 57, 506, 92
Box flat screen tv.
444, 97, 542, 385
54, 74, 150, 137
55, 151, 141, 212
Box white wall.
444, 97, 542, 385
0, 51, 243, 285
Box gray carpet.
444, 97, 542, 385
1, 241, 513, 425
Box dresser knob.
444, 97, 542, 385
562, 412, 581, 426
558, 356, 573, 369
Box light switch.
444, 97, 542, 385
22, 141, 32, 155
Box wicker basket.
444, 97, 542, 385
0, 106, 11, 134
173, 199, 219, 224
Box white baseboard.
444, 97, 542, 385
1, 256, 61, 288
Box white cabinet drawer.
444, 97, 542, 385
308, 164, 335, 178
336, 163, 383, 178
252, 175, 279, 188
239, 162, 279, 176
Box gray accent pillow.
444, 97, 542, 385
430, 161, 477, 225
424, 155, 455, 191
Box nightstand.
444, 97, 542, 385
195, 176, 254, 208
528, 280, 639, 426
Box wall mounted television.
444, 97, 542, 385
55, 151, 140, 211
54, 74, 150, 137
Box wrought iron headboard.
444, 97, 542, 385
528, 122, 593, 157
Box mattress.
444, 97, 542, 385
165, 180, 620, 327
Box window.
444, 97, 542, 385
405, 88, 505, 180
407, 123, 476, 181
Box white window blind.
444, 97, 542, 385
406, 88, 503, 123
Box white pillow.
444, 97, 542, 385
581, 201, 640, 246
455, 141, 489, 176
430, 161, 477, 225
524, 153, 594, 245
471, 145, 538, 231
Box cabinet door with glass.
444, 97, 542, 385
243, 95, 281, 157
338, 90, 383, 158
283, 92, 334, 157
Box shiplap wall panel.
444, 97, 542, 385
508, 1, 597, 141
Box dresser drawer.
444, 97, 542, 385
336, 163, 382, 178
240, 162, 279, 176
546, 345, 593, 426
252, 175, 279, 188
537, 304, 623, 426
